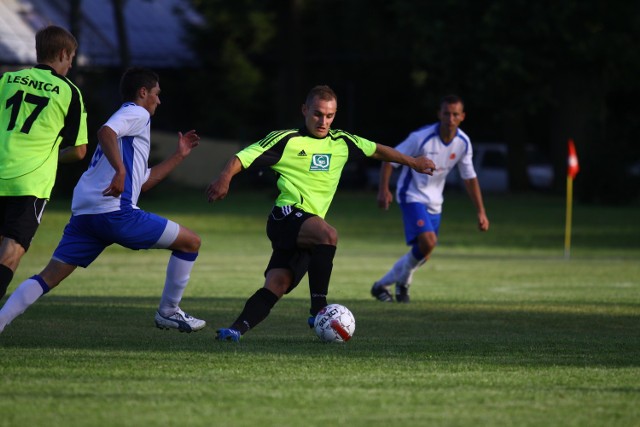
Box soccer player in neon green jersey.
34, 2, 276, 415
0, 25, 88, 300
207, 85, 437, 342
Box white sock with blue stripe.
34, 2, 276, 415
398, 245, 427, 286
377, 250, 422, 287
158, 251, 198, 317
0, 275, 49, 333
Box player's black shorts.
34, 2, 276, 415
265, 205, 315, 293
0, 196, 48, 252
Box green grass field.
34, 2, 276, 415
1, 189, 639, 427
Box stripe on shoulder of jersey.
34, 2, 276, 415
330, 129, 357, 143
258, 129, 297, 148
329, 129, 356, 140
419, 131, 438, 149
54, 72, 83, 101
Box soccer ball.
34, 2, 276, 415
314, 304, 355, 343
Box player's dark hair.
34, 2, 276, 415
305, 85, 337, 106
35, 25, 78, 63
440, 94, 464, 110
120, 67, 159, 102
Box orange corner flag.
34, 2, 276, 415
565, 138, 579, 259
568, 139, 579, 179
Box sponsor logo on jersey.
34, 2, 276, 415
298, 150, 307, 156
450, 153, 456, 160
310, 154, 331, 171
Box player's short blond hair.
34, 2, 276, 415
35, 25, 78, 63
305, 85, 337, 106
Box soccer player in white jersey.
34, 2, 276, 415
371, 95, 490, 303
0, 68, 206, 334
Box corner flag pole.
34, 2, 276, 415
564, 139, 579, 259
564, 175, 574, 259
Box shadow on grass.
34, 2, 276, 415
1, 295, 638, 368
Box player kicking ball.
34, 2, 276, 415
0, 68, 205, 334
207, 85, 436, 342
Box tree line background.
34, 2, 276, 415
69, 0, 640, 204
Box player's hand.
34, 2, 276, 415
206, 178, 229, 202
177, 130, 200, 157
477, 212, 490, 231
412, 156, 436, 175
377, 188, 393, 211
102, 170, 125, 197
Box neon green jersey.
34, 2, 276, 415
236, 128, 377, 218
0, 65, 88, 198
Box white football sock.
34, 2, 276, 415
377, 251, 421, 287
158, 253, 196, 317
376, 259, 403, 287
0, 278, 45, 333
395, 251, 424, 285
399, 258, 427, 287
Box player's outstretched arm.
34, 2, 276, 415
142, 130, 200, 192
206, 155, 243, 202
372, 143, 436, 175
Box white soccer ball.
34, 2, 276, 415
314, 304, 355, 343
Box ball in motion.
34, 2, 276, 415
314, 304, 355, 342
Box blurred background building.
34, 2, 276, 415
0, 0, 201, 68
1, 0, 639, 202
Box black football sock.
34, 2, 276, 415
230, 287, 279, 334
0, 264, 14, 300
308, 244, 336, 315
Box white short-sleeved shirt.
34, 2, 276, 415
393, 123, 476, 214
71, 103, 151, 215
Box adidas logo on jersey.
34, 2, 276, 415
298, 150, 307, 156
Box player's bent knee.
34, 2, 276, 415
322, 225, 338, 246
190, 234, 202, 252
183, 236, 201, 253
169, 229, 201, 253
329, 232, 338, 246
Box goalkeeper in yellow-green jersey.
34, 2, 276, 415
206, 85, 436, 342
0, 25, 88, 299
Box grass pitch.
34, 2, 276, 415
1, 189, 638, 427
